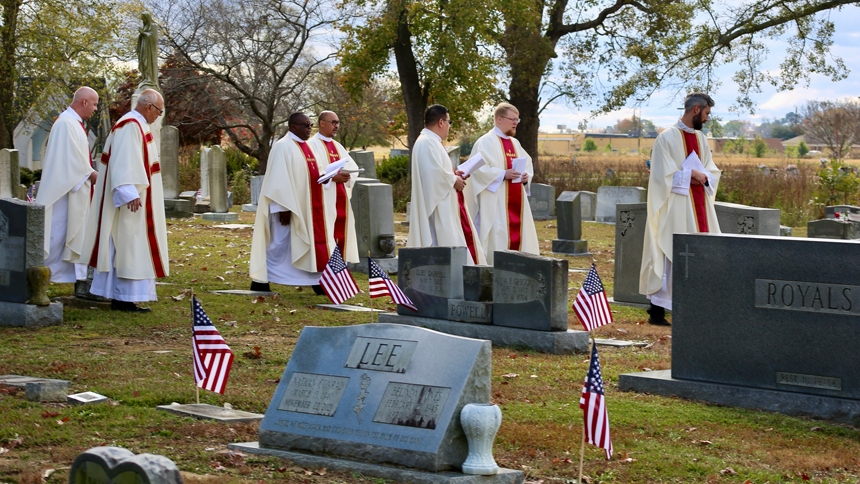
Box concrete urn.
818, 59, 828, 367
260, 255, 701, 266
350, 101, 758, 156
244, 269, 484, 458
460, 403, 501, 475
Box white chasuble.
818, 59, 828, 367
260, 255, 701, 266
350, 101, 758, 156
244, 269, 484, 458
308, 133, 359, 264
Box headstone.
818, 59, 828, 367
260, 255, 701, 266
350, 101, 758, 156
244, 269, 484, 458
163, 198, 193, 218
160, 126, 180, 199
825, 205, 860, 219
70, 447, 183, 484
462, 265, 493, 302
552, 191, 589, 255
398, 247, 466, 320
492, 250, 568, 331
207, 146, 229, 213
612, 202, 649, 306
157, 403, 263, 422
527, 183, 555, 220
349, 182, 396, 272
401, 201, 411, 227
350, 150, 377, 179
0, 149, 20, 199
0, 198, 42, 304
0, 375, 69, 402
248, 323, 496, 473
446, 299, 492, 324
68, 391, 108, 405
619, 233, 860, 424
390, 148, 410, 158
199, 147, 210, 198
178, 191, 197, 200
780, 225, 793, 237
578, 191, 597, 221
446, 146, 460, 169
250, 175, 264, 205
714, 201, 780, 235
807, 219, 860, 240
595, 186, 646, 223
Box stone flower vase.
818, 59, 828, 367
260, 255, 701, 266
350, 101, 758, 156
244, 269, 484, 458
460, 403, 502, 475
27, 266, 51, 306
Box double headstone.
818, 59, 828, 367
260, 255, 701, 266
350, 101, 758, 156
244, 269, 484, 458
620, 233, 860, 424
349, 150, 377, 179
0, 198, 62, 326
595, 186, 646, 223
552, 191, 589, 254
527, 183, 555, 220
349, 181, 397, 274
160, 126, 192, 218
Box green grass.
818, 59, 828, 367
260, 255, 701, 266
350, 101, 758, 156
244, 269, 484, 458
1, 210, 858, 483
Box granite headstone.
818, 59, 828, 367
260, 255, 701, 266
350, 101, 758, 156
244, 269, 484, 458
807, 219, 860, 240
398, 247, 466, 320
577, 191, 597, 221
612, 202, 649, 306
0, 149, 21, 199
552, 191, 588, 254
349, 150, 377, 179
160, 126, 180, 199
351, 182, 396, 259
199, 147, 210, 198
0, 198, 44, 304
207, 146, 229, 212
595, 186, 646, 223
714, 201, 780, 236
527, 183, 555, 220
825, 205, 860, 219
492, 251, 568, 331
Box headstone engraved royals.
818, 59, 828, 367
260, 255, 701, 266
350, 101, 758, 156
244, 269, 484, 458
397, 247, 466, 320
349, 150, 377, 179
347, 182, 397, 274
612, 203, 649, 306
552, 191, 589, 255
714, 201, 780, 236
230, 324, 523, 482
527, 183, 555, 220
595, 186, 646, 223
619, 233, 860, 424
492, 251, 568, 331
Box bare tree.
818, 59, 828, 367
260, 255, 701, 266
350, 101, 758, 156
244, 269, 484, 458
801, 99, 860, 160
155, 0, 351, 173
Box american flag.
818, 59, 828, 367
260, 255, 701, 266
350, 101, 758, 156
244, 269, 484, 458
572, 264, 613, 331
580, 343, 613, 460
319, 246, 358, 305
368, 258, 416, 311
26, 184, 35, 202
192, 296, 234, 394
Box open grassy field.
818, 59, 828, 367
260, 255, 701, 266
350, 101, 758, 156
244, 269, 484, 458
1, 210, 858, 484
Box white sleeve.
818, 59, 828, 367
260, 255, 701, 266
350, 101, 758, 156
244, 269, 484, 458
269, 201, 288, 213
112, 184, 140, 207
487, 171, 505, 193
71, 172, 91, 193
671, 169, 691, 196
704, 173, 715, 197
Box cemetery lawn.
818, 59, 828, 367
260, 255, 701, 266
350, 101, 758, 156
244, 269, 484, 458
0, 211, 856, 484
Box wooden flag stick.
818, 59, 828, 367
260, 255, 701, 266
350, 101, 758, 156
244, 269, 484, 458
367, 251, 374, 324
577, 332, 595, 483
191, 287, 199, 404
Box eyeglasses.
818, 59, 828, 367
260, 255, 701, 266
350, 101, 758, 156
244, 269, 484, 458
293, 122, 313, 128
444, 118, 454, 126
499, 115, 520, 123
149, 103, 164, 115
321, 120, 340, 126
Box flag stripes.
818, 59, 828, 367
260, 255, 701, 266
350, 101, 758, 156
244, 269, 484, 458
192, 296, 234, 394
573, 264, 613, 331
319, 246, 358, 305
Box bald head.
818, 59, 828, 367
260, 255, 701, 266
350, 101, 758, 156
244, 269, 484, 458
317, 110, 340, 137
71, 86, 99, 121
135, 89, 165, 124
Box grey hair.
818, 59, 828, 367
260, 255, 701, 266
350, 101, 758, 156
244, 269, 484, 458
684, 92, 715, 113
135, 89, 162, 109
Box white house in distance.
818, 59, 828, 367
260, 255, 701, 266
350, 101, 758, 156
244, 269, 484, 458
14, 113, 100, 171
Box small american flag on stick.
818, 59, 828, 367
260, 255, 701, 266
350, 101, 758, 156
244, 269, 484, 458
319, 246, 358, 305
368, 258, 416, 311
572, 264, 613, 331
580, 342, 613, 460
192, 296, 234, 394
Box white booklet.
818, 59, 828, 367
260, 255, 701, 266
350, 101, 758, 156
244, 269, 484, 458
457, 153, 485, 177
317, 160, 346, 185
511, 157, 527, 183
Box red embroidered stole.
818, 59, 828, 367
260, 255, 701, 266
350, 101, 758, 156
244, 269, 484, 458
682, 130, 709, 233
296, 141, 330, 271
322, 140, 348, 253
455, 182, 479, 264
89, 118, 165, 278
499, 137, 523, 250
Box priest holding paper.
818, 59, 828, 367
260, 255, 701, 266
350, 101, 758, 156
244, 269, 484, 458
639, 92, 721, 325
308, 110, 359, 263
250, 112, 350, 293
407, 104, 486, 265
465, 103, 539, 265
36, 86, 99, 283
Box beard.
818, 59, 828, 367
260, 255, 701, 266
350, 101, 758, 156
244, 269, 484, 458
505, 127, 517, 137
692, 112, 705, 131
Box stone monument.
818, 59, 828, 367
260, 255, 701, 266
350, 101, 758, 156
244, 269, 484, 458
551, 191, 589, 255
160, 126, 192, 218
202, 146, 238, 221
70, 446, 182, 484
243, 174, 264, 212
348, 182, 397, 274
0, 149, 24, 199
350, 150, 377, 179
527, 183, 555, 220
595, 186, 646, 223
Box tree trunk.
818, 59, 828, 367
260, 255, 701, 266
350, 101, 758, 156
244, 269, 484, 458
390, 0, 427, 163
0, 0, 22, 150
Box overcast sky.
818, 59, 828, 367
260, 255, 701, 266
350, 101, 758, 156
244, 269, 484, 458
538, 5, 860, 132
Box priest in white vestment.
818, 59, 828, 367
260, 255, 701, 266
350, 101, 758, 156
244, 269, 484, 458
307, 110, 359, 264
35, 87, 99, 282
81, 89, 169, 313
465, 103, 539, 265
249, 112, 350, 293
639, 92, 721, 325
407, 104, 486, 265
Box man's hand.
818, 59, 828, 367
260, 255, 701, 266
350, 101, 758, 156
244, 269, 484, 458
454, 169, 469, 180
691, 169, 708, 186
331, 171, 350, 184
504, 168, 522, 180
88, 171, 98, 184
521, 171, 529, 184
278, 211, 291, 226
454, 176, 466, 192
126, 198, 142, 213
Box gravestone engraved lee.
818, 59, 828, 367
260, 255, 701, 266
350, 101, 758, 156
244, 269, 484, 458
527, 183, 555, 220
492, 250, 568, 331
0, 198, 43, 303
397, 247, 466, 319
620, 233, 860, 423
595, 186, 646, 223
255, 323, 491, 472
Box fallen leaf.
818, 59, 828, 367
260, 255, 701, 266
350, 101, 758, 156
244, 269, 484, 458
171, 293, 186, 301
801, 472, 811, 480
41, 411, 59, 418
43, 469, 55, 479
617, 328, 628, 334
316, 467, 327, 476
720, 467, 737, 476
133, 390, 139, 397
685, 427, 697, 432
215, 276, 225, 281
190, 278, 199, 283
530, 375, 538, 378
201, 267, 208, 271
289, 310, 296, 315
694, 440, 712, 445
502, 373, 519, 378
810, 426, 822, 431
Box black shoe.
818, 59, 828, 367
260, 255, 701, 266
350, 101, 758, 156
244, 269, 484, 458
111, 300, 152, 313
312, 284, 326, 296
250, 281, 271, 292
647, 303, 670, 326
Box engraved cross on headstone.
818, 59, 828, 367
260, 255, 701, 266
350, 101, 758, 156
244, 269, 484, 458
679, 243, 695, 279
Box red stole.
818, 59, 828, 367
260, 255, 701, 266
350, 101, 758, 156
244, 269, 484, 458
499, 137, 523, 250
89, 118, 166, 278
80, 121, 94, 200
296, 141, 330, 271
682, 130, 709, 232
321, 140, 349, 253
455, 185, 479, 264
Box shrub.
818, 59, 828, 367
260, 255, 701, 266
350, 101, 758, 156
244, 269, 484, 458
798, 141, 809, 158
178, 145, 201, 193
230, 170, 250, 205
583, 139, 598, 152
752, 135, 767, 158
225, 147, 258, 178
813, 161, 860, 207
19, 167, 38, 186
377, 155, 409, 184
